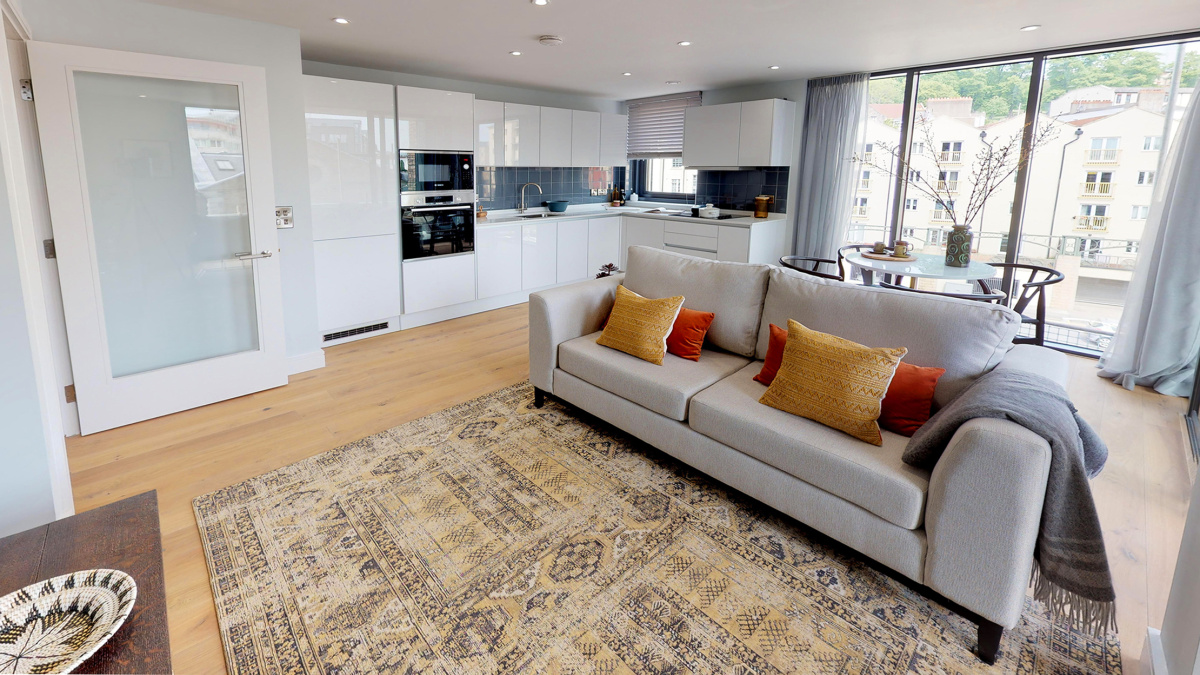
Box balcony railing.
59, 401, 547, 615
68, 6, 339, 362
931, 209, 954, 222
1086, 148, 1121, 164
1081, 182, 1114, 197
859, 179, 871, 191
939, 151, 962, 163
937, 180, 959, 193
851, 205, 869, 219
1075, 215, 1111, 231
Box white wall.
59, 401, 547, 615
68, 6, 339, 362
303, 60, 624, 114
701, 79, 808, 253
20, 0, 323, 368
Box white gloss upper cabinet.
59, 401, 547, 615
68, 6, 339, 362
556, 219, 589, 284
571, 110, 601, 167
587, 217, 621, 274
476, 224, 522, 299
737, 99, 796, 167
395, 85, 474, 151
474, 100, 504, 167
539, 107, 573, 167
599, 113, 628, 167
304, 76, 398, 241
504, 103, 541, 167
522, 221, 558, 289
683, 103, 742, 167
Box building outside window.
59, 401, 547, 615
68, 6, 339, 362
852, 196, 869, 218
1089, 137, 1120, 162
1143, 135, 1163, 151
927, 228, 948, 246
905, 198, 919, 211
671, 178, 681, 192
671, 157, 683, 167
640, 157, 697, 197
940, 141, 963, 162
1126, 241, 1140, 253
938, 170, 960, 192
860, 169, 871, 190
1137, 170, 1156, 185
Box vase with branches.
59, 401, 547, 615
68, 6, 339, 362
855, 115, 1057, 267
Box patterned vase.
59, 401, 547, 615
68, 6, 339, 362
945, 225, 973, 267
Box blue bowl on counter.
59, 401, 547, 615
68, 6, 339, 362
544, 200, 570, 213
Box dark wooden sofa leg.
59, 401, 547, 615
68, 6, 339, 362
533, 387, 545, 408
977, 619, 1004, 664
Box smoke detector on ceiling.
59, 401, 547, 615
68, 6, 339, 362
538, 35, 564, 47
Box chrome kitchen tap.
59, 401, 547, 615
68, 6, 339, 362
519, 182, 543, 212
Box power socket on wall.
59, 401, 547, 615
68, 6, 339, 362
275, 206, 294, 229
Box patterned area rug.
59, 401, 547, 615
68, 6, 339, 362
195, 382, 1121, 674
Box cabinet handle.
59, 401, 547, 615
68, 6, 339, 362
664, 243, 717, 254
234, 250, 274, 260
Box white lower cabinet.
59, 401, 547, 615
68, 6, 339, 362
476, 225, 522, 299
403, 254, 477, 314
620, 216, 665, 268
522, 222, 558, 289
717, 227, 752, 263
313, 234, 401, 332
587, 217, 621, 274
556, 219, 589, 284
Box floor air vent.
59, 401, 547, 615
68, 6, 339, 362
324, 322, 389, 342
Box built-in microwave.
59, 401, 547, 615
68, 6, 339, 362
399, 151, 474, 193
401, 191, 475, 260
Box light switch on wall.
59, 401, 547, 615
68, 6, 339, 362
275, 206, 294, 229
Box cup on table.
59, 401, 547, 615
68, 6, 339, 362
872, 241, 886, 254
893, 241, 910, 257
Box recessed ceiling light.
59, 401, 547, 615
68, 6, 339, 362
677, 41, 692, 46
137, 94, 147, 98
666, 80, 681, 85
769, 65, 781, 70
332, 17, 350, 24
622, 72, 632, 76
510, 51, 522, 56
1021, 24, 1040, 31
532, 0, 549, 5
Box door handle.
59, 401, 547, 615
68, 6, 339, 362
234, 250, 274, 260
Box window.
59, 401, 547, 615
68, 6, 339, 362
940, 141, 963, 162
938, 170, 960, 192
860, 169, 871, 190
907, 169, 921, 183
999, 234, 1010, 253
913, 142, 926, 155
214, 159, 235, 171
852, 196, 869, 218
905, 198, 919, 211
670, 178, 681, 192
1143, 135, 1163, 151
1138, 170, 1156, 185
626, 91, 702, 199
1088, 137, 1120, 163
1126, 241, 1140, 253
932, 199, 955, 221
1083, 171, 1113, 195
927, 228, 948, 245
671, 157, 683, 168
1078, 203, 1109, 230
637, 157, 698, 197
1131, 205, 1150, 219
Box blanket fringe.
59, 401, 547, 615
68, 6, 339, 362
1030, 562, 1118, 638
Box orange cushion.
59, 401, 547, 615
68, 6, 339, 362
878, 362, 946, 437
753, 323, 788, 385
666, 308, 715, 361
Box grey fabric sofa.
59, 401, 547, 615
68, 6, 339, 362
529, 246, 1070, 663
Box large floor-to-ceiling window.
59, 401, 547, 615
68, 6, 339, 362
852, 35, 1200, 354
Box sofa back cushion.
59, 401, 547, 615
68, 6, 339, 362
624, 246, 771, 357
756, 268, 1021, 407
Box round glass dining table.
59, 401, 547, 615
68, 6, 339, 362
843, 252, 997, 288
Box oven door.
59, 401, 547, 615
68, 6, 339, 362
399, 152, 473, 193
402, 204, 475, 260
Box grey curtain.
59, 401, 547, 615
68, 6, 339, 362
1098, 89, 1200, 396
793, 74, 869, 260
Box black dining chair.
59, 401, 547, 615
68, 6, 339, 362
778, 256, 842, 281
979, 263, 1066, 347
878, 281, 1008, 304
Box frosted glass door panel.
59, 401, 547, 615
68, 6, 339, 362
73, 71, 259, 378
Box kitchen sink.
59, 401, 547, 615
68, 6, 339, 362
518, 213, 555, 219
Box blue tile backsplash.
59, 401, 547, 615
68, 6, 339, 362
696, 167, 789, 213
476, 166, 626, 211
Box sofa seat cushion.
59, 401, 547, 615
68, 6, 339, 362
690, 363, 931, 529
558, 331, 750, 421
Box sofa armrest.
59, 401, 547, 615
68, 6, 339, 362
923, 417, 1051, 628
994, 344, 1070, 389
528, 274, 624, 393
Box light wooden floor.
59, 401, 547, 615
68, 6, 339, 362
64, 303, 1192, 674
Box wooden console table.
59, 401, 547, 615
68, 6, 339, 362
0, 491, 172, 673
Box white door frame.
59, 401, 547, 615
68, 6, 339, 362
0, 35, 73, 514
30, 41, 288, 435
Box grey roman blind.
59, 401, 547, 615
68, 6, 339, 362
625, 91, 702, 158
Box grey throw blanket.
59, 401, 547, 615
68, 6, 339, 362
903, 369, 1115, 636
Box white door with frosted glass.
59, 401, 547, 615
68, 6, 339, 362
30, 42, 287, 435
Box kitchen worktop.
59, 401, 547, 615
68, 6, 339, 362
477, 204, 786, 230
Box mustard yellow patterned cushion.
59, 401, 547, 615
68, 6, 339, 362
596, 285, 685, 365
759, 319, 908, 446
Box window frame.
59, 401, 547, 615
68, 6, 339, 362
629, 156, 697, 203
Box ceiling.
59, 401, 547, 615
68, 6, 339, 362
142, 0, 1200, 101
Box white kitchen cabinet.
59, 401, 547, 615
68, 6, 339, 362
403, 255, 477, 314
476, 224, 522, 299
620, 216, 665, 268
599, 112, 628, 167
556, 219, 589, 284
522, 222, 558, 289
683, 103, 742, 167
738, 99, 796, 167
474, 99, 504, 167
588, 217, 621, 274
304, 76, 398, 241
571, 110, 601, 167
395, 85, 474, 151
717, 226, 752, 263
504, 103, 541, 167
313, 234, 401, 332
539, 107, 573, 167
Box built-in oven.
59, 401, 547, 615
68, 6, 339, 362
399, 151, 474, 193
401, 190, 475, 260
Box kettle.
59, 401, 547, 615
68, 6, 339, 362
698, 203, 720, 219
754, 195, 775, 218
